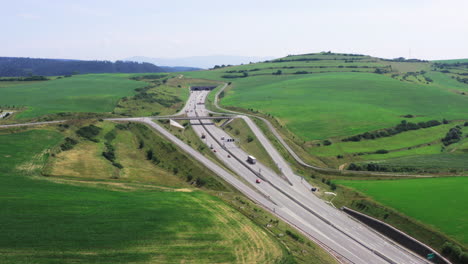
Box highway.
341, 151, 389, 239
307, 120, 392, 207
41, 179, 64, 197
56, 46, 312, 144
177, 90, 428, 264
0, 89, 432, 263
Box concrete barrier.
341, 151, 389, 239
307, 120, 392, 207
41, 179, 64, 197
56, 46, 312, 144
342, 207, 451, 264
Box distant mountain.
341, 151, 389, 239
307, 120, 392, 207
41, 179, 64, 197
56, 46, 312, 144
159, 66, 202, 72
0, 57, 165, 77
124, 55, 276, 69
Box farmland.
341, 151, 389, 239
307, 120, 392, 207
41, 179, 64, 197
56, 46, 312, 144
184, 53, 468, 171
0, 74, 146, 119
336, 177, 468, 246
0, 127, 290, 264
215, 72, 467, 141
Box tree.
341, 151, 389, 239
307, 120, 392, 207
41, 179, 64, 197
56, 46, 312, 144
247, 135, 254, 143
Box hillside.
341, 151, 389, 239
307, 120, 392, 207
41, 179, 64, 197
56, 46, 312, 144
183, 52, 468, 172
0, 57, 165, 77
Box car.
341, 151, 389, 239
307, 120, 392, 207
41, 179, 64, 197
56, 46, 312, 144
256, 179, 261, 184
213, 149, 217, 152
227, 154, 231, 158
311, 187, 317, 192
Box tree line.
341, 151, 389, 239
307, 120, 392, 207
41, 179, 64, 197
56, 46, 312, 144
342, 119, 444, 142
0, 57, 165, 77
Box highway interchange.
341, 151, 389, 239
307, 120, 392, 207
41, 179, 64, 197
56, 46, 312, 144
142, 89, 429, 264
0, 88, 434, 264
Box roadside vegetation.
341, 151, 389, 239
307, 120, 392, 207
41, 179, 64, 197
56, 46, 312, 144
222, 118, 281, 173
0, 121, 339, 263
182, 52, 468, 261
335, 177, 468, 263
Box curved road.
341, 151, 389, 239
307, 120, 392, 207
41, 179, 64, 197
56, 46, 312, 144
0, 86, 436, 264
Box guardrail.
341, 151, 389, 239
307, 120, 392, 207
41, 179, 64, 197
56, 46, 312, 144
194, 111, 399, 264
342, 207, 451, 264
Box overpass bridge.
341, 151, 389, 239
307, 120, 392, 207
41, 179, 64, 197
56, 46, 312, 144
152, 115, 238, 120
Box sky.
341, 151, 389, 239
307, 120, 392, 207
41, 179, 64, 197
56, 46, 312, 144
1, 0, 467, 61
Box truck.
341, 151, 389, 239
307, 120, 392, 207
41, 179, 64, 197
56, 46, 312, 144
247, 155, 257, 164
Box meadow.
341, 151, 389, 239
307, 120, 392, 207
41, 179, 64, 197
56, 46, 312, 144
0, 128, 286, 264
0, 74, 145, 119
217, 72, 468, 141
309, 122, 463, 157
337, 177, 468, 246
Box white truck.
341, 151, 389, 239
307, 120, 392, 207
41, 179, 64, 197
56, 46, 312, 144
247, 155, 257, 164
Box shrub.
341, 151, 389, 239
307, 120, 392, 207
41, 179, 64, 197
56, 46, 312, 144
138, 140, 144, 149
247, 135, 254, 143
112, 162, 123, 169
76, 125, 102, 140
323, 140, 332, 146
375, 149, 389, 154
442, 127, 463, 146
115, 124, 128, 130
60, 137, 78, 151
285, 230, 302, 242
146, 149, 153, 160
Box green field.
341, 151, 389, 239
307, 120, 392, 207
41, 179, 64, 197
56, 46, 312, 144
183, 53, 468, 171
433, 59, 468, 64
309, 123, 456, 157
0, 74, 145, 119
362, 153, 468, 171
218, 72, 468, 141
337, 177, 468, 246
0, 129, 287, 264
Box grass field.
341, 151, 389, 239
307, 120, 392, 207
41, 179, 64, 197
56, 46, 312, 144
218, 72, 468, 141
0, 74, 145, 119
337, 177, 468, 246
362, 153, 468, 171
0, 127, 293, 264
309, 123, 457, 157
183, 53, 468, 170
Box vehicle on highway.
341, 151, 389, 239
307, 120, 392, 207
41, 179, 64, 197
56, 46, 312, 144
227, 154, 231, 158
311, 187, 317, 192
213, 149, 217, 152
201, 133, 206, 139
256, 179, 261, 184
247, 155, 257, 164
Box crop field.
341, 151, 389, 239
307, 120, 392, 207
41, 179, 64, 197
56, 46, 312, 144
218, 72, 468, 141
0, 128, 287, 264
309, 123, 457, 157
362, 153, 468, 171
337, 177, 468, 246
183, 53, 468, 171
0, 74, 146, 119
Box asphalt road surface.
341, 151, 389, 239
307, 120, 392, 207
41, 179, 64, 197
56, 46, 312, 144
177, 90, 428, 264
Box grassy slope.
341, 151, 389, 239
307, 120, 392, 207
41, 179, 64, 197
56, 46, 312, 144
114, 77, 217, 117
336, 177, 468, 246
0, 128, 287, 264
433, 59, 468, 64
218, 72, 468, 141
223, 118, 281, 173
0, 74, 145, 119
309, 123, 457, 157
